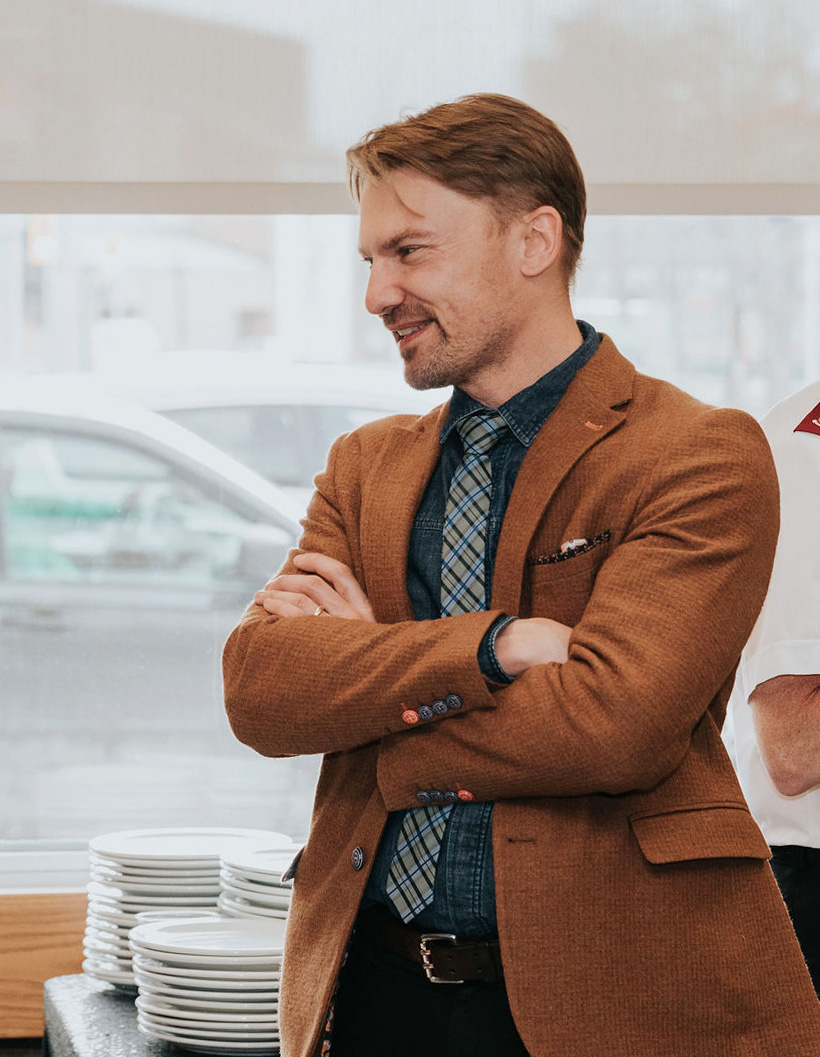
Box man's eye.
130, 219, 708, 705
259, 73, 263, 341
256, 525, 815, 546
397, 246, 417, 258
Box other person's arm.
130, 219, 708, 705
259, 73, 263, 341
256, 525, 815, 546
750, 675, 820, 796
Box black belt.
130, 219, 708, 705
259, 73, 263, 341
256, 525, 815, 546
355, 905, 503, 985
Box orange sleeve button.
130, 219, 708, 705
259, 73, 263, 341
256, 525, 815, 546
457, 789, 474, 801
402, 709, 419, 725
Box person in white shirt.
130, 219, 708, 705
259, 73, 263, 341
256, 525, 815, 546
729, 378, 820, 996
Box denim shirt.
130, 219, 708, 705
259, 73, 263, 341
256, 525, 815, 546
361, 321, 601, 938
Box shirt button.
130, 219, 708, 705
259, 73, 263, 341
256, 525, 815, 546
432, 700, 449, 716
416, 705, 434, 721
429, 790, 445, 803
457, 789, 474, 802
351, 847, 366, 871
401, 709, 419, 725
416, 791, 432, 804
445, 694, 463, 711
444, 791, 459, 804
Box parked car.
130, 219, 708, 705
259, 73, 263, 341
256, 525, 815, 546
0, 377, 314, 841
84, 353, 448, 504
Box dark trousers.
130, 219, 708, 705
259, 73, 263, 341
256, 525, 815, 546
771, 845, 820, 998
330, 927, 531, 1057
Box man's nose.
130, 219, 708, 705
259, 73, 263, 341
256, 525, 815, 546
365, 261, 405, 317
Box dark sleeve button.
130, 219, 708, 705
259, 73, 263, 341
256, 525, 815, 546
432, 700, 449, 716
457, 789, 474, 802
429, 790, 445, 803
416, 790, 432, 804
351, 846, 366, 871
445, 694, 463, 710
402, 709, 419, 725
444, 791, 459, 804
417, 705, 434, 721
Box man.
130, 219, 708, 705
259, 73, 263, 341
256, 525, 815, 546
729, 378, 820, 998
223, 94, 820, 1057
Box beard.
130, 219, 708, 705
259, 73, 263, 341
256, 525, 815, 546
400, 318, 514, 393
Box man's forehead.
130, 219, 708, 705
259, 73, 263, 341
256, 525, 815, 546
357, 172, 493, 254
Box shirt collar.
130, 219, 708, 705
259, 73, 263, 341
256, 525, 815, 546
440, 319, 600, 448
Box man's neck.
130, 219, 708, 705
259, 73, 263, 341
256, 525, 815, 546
461, 308, 584, 408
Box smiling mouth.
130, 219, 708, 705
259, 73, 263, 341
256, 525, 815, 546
394, 320, 434, 347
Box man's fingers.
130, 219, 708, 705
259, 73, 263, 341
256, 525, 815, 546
256, 591, 314, 619
292, 553, 375, 622
263, 574, 360, 618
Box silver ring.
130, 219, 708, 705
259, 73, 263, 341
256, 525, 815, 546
313, 605, 325, 617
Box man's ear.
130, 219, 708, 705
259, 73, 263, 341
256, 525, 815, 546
519, 206, 563, 278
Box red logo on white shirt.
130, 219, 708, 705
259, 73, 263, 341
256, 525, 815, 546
794, 400, 820, 438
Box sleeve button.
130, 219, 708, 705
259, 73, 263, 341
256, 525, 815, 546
402, 709, 419, 725
444, 791, 459, 804
416, 791, 432, 804
429, 790, 445, 803
351, 847, 366, 871
417, 705, 434, 721
457, 789, 474, 802
432, 700, 449, 715
445, 694, 463, 710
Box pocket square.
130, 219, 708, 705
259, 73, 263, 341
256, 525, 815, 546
528, 529, 612, 566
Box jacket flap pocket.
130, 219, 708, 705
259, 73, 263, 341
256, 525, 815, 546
629, 804, 771, 865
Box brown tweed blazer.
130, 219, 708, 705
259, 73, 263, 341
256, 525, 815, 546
223, 336, 820, 1057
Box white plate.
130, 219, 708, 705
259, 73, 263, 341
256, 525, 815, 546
82, 958, 135, 984
131, 955, 278, 976
220, 847, 298, 879
218, 883, 290, 911
137, 1014, 278, 1041
83, 933, 130, 956
91, 828, 292, 863
88, 881, 219, 906
131, 917, 286, 956
133, 975, 279, 1000
137, 999, 278, 1026
138, 1011, 278, 1033
85, 904, 140, 926
137, 993, 278, 1013
91, 854, 220, 875
130, 943, 280, 969
136, 1021, 279, 1053
86, 915, 133, 935
134, 968, 281, 990
92, 852, 218, 872
90, 872, 222, 894
217, 896, 288, 921
135, 909, 225, 925
220, 870, 292, 895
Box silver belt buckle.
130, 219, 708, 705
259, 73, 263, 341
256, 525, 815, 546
419, 933, 463, 984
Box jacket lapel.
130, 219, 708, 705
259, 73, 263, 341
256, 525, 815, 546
360, 403, 449, 624
491, 336, 635, 614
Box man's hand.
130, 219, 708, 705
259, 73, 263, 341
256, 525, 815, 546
254, 553, 376, 623
495, 617, 572, 677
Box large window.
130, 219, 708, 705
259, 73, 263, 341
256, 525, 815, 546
2, 211, 819, 868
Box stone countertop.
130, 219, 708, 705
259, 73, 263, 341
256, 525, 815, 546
43, 974, 174, 1057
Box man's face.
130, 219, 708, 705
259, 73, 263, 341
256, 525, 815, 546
358, 169, 525, 394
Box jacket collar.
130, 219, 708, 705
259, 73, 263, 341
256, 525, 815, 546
360, 334, 634, 622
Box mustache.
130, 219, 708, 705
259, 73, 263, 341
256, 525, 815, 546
380, 304, 437, 328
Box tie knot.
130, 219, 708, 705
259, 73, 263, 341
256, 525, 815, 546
455, 409, 509, 456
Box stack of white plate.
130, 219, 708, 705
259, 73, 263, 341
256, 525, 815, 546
131, 917, 285, 1054
218, 846, 296, 921
83, 827, 292, 990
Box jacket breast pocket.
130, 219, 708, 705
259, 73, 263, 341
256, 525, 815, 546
629, 804, 771, 865
522, 538, 612, 624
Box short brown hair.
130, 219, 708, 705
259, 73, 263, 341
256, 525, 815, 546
347, 93, 586, 280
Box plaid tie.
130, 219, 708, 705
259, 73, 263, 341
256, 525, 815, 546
386, 409, 509, 923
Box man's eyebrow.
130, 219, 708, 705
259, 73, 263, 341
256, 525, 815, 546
359, 229, 435, 259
